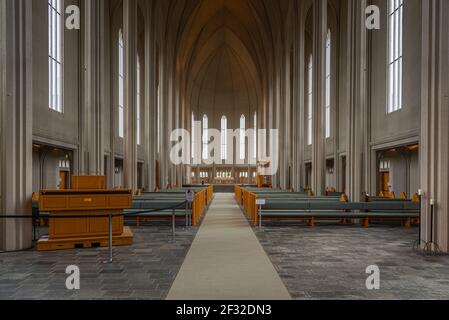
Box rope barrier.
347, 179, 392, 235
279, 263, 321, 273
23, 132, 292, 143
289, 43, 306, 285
0, 200, 191, 263
0, 201, 188, 219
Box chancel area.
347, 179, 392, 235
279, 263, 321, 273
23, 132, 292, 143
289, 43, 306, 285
1, 0, 449, 300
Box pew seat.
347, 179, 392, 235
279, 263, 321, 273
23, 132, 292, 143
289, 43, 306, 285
256, 201, 419, 227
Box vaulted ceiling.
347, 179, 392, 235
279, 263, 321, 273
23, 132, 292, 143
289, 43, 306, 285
156, 0, 292, 122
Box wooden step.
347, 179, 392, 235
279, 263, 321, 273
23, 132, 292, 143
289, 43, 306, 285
36, 227, 133, 251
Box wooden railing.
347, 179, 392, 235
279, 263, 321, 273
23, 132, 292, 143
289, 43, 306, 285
191, 185, 214, 226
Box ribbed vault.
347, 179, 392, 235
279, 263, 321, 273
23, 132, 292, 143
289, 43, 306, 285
156, 0, 289, 129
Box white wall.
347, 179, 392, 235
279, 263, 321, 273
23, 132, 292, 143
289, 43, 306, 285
32, 0, 80, 146
370, 0, 421, 146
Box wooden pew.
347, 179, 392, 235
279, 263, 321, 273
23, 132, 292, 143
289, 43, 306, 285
131, 186, 212, 226
256, 200, 419, 228
236, 187, 419, 228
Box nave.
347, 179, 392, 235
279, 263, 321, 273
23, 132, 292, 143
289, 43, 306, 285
1, 192, 449, 300
1, 0, 449, 303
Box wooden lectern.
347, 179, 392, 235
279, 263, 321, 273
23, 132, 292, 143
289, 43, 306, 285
256, 160, 272, 188
37, 176, 133, 251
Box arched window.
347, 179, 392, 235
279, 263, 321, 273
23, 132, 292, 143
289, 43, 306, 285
202, 115, 208, 160
136, 56, 141, 145
191, 112, 196, 159
388, 0, 403, 113
307, 55, 313, 146
156, 48, 161, 153
240, 115, 246, 160
118, 29, 124, 138
221, 116, 227, 160
157, 83, 161, 152
253, 112, 257, 159
48, 0, 63, 113
325, 30, 331, 138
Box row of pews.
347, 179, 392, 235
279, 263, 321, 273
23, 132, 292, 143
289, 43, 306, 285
235, 186, 420, 228
128, 185, 214, 226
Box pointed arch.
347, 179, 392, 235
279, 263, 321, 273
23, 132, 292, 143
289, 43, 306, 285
307, 54, 313, 145
202, 114, 209, 160
325, 29, 331, 138
118, 29, 124, 138
221, 115, 228, 160
240, 114, 246, 160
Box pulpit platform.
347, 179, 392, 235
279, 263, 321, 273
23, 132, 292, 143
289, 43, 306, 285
37, 226, 133, 251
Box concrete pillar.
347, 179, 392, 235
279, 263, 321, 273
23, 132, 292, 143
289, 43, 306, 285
0, 0, 33, 251
277, 52, 286, 189
284, 51, 292, 190
311, 0, 327, 196
290, 3, 303, 192
159, 54, 168, 189
79, 0, 105, 176
267, 70, 276, 187
346, 0, 367, 201
123, 0, 138, 191
144, 3, 156, 192
420, 0, 449, 251
296, 5, 306, 192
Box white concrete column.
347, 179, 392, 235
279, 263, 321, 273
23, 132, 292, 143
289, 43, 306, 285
311, 0, 327, 196
284, 50, 293, 190
290, 4, 303, 192
267, 70, 277, 187
277, 51, 287, 189
346, 0, 367, 201
144, 3, 156, 191
157, 51, 168, 189
123, 0, 138, 191
79, 0, 105, 176
0, 0, 33, 251
420, 0, 449, 251
296, 5, 306, 192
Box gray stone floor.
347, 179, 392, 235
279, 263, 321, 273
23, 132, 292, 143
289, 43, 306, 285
253, 221, 449, 300
0, 222, 198, 300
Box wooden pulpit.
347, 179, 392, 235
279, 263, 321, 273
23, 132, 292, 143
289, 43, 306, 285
37, 176, 133, 251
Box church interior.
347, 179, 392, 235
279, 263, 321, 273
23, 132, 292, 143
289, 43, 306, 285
1, 0, 449, 301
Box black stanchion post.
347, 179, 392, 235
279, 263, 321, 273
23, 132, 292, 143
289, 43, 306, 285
185, 202, 188, 229
108, 214, 113, 263
172, 209, 176, 243
430, 199, 434, 251
418, 190, 422, 246
33, 214, 37, 242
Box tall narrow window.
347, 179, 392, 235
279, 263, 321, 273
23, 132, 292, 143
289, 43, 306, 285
202, 115, 208, 160
221, 116, 227, 160
157, 84, 161, 152
307, 55, 313, 145
191, 112, 196, 159
136, 56, 141, 145
118, 30, 124, 138
240, 115, 246, 160
253, 112, 257, 159
388, 0, 403, 113
325, 30, 331, 138
48, 0, 63, 113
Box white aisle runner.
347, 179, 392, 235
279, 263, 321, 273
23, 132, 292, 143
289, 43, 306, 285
166, 193, 291, 300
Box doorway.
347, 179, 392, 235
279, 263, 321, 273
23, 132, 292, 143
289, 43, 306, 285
380, 171, 390, 194
58, 171, 69, 190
